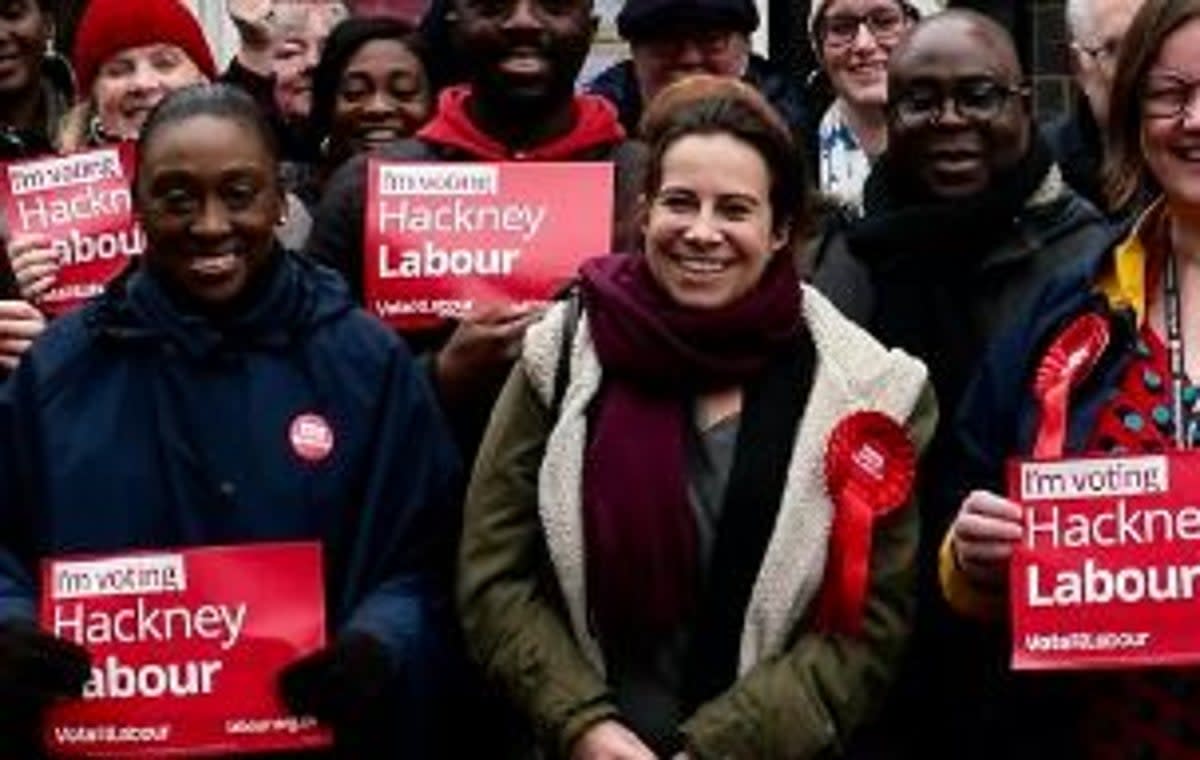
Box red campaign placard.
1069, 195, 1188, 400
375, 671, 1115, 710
0, 144, 144, 315
1007, 451, 1200, 670
39, 542, 332, 757
363, 160, 613, 330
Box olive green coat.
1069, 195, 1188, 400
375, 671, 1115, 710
457, 285, 938, 759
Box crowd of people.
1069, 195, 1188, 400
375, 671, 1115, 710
0, 0, 1191, 757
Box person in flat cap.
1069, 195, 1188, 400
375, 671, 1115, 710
587, 0, 809, 138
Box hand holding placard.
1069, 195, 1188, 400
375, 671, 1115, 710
950, 490, 1023, 588
0, 621, 90, 756
364, 161, 612, 330
1007, 453, 1200, 670
0, 145, 145, 315
40, 543, 331, 756
433, 302, 542, 407
8, 232, 59, 303
278, 631, 394, 752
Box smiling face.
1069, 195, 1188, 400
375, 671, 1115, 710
0, 0, 49, 97
451, 0, 595, 111
330, 38, 431, 155
887, 15, 1030, 198
92, 44, 207, 140
818, 0, 912, 109
271, 2, 348, 122
136, 114, 284, 312
642, 132, 785, 310
1141, 17, 1200, 214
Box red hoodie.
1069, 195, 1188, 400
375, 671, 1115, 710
416, 85, 626, 160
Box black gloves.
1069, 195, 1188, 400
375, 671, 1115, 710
0, 621, 91, 758
278, 631, 397, 754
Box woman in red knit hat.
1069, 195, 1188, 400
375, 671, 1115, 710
58, 0, 217, 150
0, 0, 218, 368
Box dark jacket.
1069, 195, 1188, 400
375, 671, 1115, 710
810, 165, 1111, 759
586, 54, 809, 139
0, 252, 463, 755
1043, 99, 1105, 215
936, 213, 1147, 760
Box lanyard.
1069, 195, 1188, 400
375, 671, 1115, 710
1164, 250, 1191, 448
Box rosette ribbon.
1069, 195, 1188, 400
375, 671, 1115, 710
1031, 313, 1110, 459
817, 411, 916, 635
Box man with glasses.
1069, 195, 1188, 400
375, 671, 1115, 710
811, 10, 1109, 758
587, 0, 807, 136
1046, 0, 1146, 214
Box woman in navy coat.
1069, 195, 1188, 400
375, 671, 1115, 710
0, 84, 462, 757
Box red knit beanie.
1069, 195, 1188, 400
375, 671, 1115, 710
72, 0, 218, 95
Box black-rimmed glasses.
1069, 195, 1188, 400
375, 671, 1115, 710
889, 79, 1029, 127
1143, 75, 1200, 121
819, 7, 909, 49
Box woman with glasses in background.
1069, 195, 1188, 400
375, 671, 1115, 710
807, 0, 941, 213
944, 0, 1200, 755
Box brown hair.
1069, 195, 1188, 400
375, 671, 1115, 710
1104, 0, 1200, 211
636, 75, 811, 250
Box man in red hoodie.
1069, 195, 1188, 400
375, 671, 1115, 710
305, 0, 642, 459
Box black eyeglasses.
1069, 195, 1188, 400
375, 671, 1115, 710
819, 7, 910, 49
889, 79, 1029, 127
1143, 75, 1200, 121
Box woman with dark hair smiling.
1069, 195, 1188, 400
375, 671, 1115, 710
308, 16, 433, 197
458, 75, 935, 759
0, 83, 462, 756
943, 0, 1200, 755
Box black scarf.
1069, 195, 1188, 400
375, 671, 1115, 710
844, 134, 1056, 458
679, 332, 816, 713
847, 133, 1055, 275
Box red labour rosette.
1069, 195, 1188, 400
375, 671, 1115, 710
817, 411, 916, 635
1031, 312, 1110, 460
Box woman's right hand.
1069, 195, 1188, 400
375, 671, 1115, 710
434, 303, 541, 407
0, 300, 45, 371
950, 490, 1024, 588
569, 720, 656, 760
8, 233, 59, 304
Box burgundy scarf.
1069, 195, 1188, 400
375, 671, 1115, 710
577, 253, 802, 644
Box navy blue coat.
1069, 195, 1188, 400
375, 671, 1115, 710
0, 251, 462, 752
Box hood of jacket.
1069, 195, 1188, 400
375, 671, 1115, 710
84, 249, 356, 361
416, 84, 625, 160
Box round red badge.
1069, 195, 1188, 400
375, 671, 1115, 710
818, 411, 916, 635
289, 413, 334, 463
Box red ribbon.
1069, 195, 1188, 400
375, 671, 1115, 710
817, 411, 915, 635
1031, 313, 1110, 459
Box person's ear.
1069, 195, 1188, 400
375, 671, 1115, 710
636, 192, 650, 238
770, 221, 791, 254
